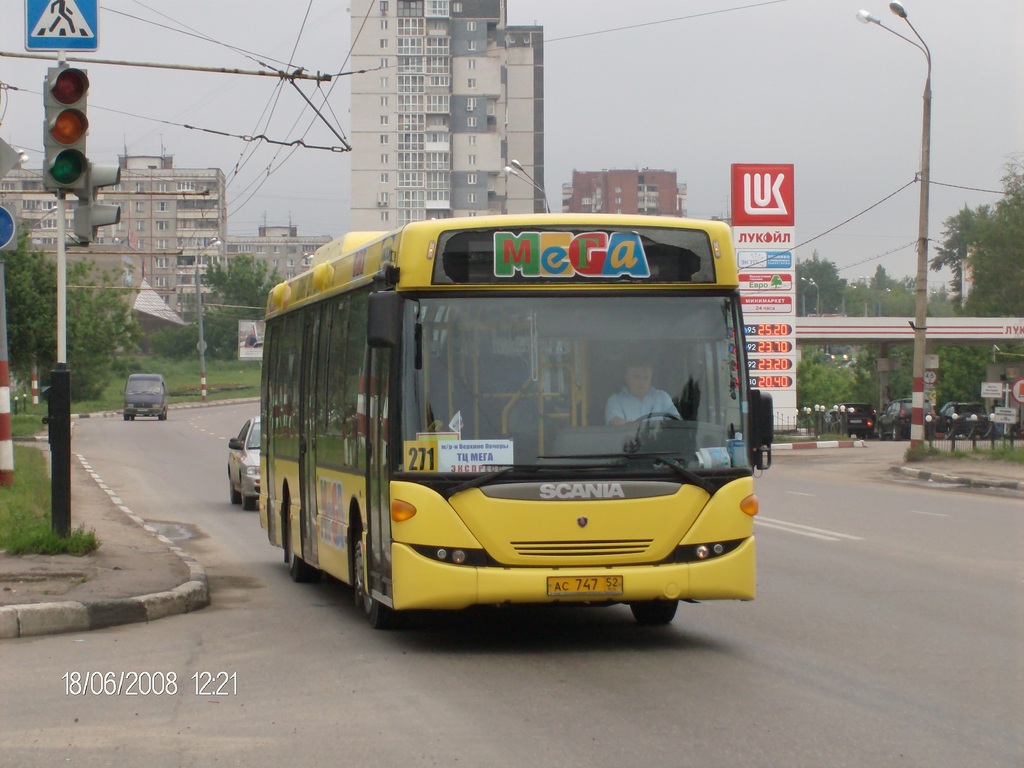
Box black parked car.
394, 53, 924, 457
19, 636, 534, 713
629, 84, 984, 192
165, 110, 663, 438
828, 402, 877, 439
878, 397, 935, 441
934, 402, 991, 439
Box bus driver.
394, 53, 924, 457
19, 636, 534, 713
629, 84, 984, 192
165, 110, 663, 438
605, 357, 681, 426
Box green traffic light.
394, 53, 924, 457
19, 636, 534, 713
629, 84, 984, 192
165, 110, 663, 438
49, 149, 86, 186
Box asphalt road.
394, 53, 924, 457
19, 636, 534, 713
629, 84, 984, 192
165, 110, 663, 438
1, 404, 1020, 767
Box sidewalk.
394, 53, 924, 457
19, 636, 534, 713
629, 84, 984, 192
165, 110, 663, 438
0, 411, 215, 639
777, 437, 1024, 491
889, 455, 1024, 492
1, 436, 1020, 639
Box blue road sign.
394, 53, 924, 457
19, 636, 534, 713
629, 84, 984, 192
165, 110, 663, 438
0, 205, 16, 250
26, 0, 98, 51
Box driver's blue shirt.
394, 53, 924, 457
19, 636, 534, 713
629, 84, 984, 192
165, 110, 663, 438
605, 387, 680, 424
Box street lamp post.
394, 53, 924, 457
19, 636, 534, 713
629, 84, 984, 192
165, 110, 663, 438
194, 237, 221, 403
504, 158, 551, 213
800, 277, 819, 316
858, 1, 931, 448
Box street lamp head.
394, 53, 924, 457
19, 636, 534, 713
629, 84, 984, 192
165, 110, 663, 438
888, 1, 907, 19
509, 159, 526, 173
503, 165, 518, 177
856, 9, 881, 24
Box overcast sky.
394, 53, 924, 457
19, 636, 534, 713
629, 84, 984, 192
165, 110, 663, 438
2, 0, 1021, 286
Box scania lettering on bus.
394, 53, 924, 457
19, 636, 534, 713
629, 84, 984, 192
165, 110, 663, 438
539, 482, 627, 500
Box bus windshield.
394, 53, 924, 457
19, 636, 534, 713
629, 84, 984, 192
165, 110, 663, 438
399, 294, 746, 473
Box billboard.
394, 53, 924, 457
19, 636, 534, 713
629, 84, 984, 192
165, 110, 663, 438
238, 320, 264, 360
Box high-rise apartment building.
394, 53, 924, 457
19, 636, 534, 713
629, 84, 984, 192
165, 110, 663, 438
562, 169, 688, 217
349, 0, 544, 230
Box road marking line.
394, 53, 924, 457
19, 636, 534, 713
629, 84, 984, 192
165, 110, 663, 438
756, 516, 865, 541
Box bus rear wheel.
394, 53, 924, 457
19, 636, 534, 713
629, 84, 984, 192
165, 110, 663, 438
353, 534, 402, 629
629, 600, 679, 626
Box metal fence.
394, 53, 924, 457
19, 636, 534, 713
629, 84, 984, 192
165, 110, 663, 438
774, 412, 1023, 451
925, 432, 1023, 453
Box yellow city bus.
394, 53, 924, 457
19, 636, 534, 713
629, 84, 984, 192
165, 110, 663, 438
259, 214, 773, 628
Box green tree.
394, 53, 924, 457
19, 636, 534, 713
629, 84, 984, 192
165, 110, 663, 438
2, 239, 54, 378
962, 158, 1024, 317
795, 350, 855, 410
65, 261, 140, 399
147, 325, 198, 360
3, 237, 139, 399
931, 344, 989, 404
201, 253, 279, 361
795, 251, 845, 316
932, 206, 979, 309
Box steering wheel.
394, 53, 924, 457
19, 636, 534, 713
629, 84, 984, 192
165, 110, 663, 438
637, 411, 681, 423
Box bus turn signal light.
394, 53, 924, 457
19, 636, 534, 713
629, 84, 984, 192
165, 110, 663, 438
391, 499, 417, 522
739, 494, 759, 517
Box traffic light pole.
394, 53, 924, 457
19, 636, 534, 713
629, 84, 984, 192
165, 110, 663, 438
47, 193, 72, 536
57, 195, 67, 363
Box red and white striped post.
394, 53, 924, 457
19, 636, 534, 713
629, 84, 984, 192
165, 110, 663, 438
0, 259, 13, 487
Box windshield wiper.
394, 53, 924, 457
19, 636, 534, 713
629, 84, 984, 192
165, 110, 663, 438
441, 452, 720, 498
443, 467, 516, 498
651, 455, 715, 495
441, 460, 624, 498
543, 452, 715, 495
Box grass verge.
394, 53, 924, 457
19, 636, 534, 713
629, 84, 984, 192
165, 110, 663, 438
0, 445, 99, 555
905, 442, 1024, 464
8, 356, 262, 438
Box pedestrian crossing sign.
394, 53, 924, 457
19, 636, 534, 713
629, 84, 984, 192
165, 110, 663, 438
26, 0, 98, 51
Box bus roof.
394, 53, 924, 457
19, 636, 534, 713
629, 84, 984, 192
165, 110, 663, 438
266, 214, 739, 316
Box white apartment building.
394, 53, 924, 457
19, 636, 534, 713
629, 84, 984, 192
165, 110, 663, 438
349, 0, 544, 230
226, 226, 332, 282
0, 154, 225, 315
1, 155, 331, 319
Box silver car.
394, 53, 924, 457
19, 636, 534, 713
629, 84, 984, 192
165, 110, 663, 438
228, 417, 261, 510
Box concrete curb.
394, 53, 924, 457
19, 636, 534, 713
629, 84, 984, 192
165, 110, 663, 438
0, 454, 210, 640
71, 395, 258, 421
890, 464, 1024, 492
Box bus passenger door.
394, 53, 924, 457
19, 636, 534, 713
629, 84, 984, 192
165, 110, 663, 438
365, 347, 394, 606
297, 313, 319, 567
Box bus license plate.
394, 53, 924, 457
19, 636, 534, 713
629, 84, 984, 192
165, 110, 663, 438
547, 575, 623, 597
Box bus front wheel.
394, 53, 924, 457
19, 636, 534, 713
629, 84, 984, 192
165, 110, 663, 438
629, 600, 679, 626
353, 534, 401, 629
287, 546, 321, 583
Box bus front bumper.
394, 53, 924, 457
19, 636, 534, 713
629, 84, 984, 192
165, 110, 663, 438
390, 537, 755, 611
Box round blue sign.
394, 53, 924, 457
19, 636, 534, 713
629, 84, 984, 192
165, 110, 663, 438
0, 206, 15, 249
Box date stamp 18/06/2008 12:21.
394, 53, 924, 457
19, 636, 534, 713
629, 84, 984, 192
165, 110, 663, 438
62, 671, 237, 697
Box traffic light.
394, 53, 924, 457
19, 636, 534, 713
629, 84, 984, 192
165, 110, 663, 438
73, 163, 122, 243
42, 66, 90, 193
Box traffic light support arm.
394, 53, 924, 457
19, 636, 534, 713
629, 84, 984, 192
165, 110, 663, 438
3, 49, 335, 81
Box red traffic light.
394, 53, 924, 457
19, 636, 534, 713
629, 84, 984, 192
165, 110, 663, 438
50, 68, 89, 105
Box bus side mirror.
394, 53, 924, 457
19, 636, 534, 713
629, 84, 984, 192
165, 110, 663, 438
367, 291, 402, 348
748, 389, 774, 470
